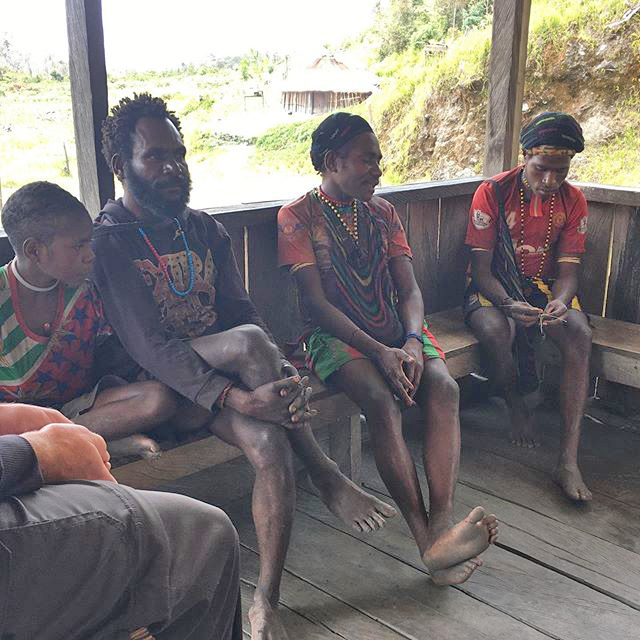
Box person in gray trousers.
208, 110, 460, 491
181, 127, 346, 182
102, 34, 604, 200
0, 419, 242, 639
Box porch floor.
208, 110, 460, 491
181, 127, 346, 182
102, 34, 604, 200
164, 396, 640, 640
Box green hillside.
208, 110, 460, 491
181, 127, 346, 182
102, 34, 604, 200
255, 0, 640, 187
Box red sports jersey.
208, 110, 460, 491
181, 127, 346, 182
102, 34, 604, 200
465, 166, 588, 278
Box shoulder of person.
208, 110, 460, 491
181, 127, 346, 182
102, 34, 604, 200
186, 208, 232, 244
0, 264, 9, 292
368, 194, 397, 220
278, 191, 317, 227
560, 180, 587, 204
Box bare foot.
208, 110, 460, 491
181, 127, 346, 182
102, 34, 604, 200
312, 467, 397, 533
431, 556, 483, 586
509, 422, 540, 448
249, 595, 290, 640
508, 401, 540, 447
108, 434, 161, 460
553, 463, 592, 501
422, 506, 498, 572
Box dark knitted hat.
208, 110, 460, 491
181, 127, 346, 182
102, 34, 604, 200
520, 112, 584, 156
310, 113, 374, 171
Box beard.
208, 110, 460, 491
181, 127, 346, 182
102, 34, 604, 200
124, 162, 192, 219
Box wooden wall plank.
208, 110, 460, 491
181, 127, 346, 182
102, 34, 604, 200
579, 202, 614, 315
246, 221, 301, 346
607, 206, 640, 323
405, 199, 439, 312
436, 194, 473, 312
65, 0, 114, 216
483, 0, 532, 176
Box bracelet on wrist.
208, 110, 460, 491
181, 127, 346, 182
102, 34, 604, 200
405, 332, 423, 344
216, 382, 234, 410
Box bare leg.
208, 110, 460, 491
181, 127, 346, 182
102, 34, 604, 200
191, 325, 396, 532
545, 310, 593, 501
468, 307, 539, 447
331, 358, 431, 542
416, 360, 496, 579
209, 408, 295, 640
78, 381, 178, 458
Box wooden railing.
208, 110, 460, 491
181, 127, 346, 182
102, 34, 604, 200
205, 177, 640, 346
0, 177, 638, 345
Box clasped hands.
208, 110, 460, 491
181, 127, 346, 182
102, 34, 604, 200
230, 361, 316, 429
501, 297, 568, 328
373, 339, 424, 408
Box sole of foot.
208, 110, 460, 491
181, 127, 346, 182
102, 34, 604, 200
422, 506, 498, 572
553, 464, 592, 501
248, 597, 290, 640
315, 471, 397, 533
108, 434, 161, 460
431, 556, 483, 586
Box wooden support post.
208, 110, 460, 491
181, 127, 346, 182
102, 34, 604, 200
483, 0, 532, 176
66, 0, 114, 216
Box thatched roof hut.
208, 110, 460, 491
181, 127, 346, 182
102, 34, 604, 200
281, 54, 374, 115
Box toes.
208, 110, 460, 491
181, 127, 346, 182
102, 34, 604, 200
371, 512, 387, 529
365, 515, 379, 531
378, 501, 398, 518
466, 506, 486, 524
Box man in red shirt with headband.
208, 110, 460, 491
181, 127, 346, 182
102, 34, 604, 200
464, 112, 592, 502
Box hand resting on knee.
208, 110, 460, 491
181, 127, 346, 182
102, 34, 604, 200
20, 423, 116, 484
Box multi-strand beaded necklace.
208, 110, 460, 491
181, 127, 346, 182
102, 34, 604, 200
138, 217, 196, 297
315, 188, 359, 243
519, 171, 555, 279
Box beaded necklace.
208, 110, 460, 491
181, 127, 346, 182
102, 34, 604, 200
316, 188, 359, 243
138, 217, 195, 297
518, 172, 555, 279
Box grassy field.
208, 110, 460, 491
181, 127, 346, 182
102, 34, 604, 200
0, 68, 318, 211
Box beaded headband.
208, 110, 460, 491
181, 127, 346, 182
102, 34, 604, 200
525, 145, 576, 157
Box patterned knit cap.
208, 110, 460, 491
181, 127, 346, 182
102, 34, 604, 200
520, 112, 584, 157
310, 112, 374, 171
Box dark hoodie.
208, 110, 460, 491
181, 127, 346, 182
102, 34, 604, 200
92, 199, 269, 411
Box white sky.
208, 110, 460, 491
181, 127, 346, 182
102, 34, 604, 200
2, 0, 379, 71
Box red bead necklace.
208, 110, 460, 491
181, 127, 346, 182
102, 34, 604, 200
518, 183, 555, 279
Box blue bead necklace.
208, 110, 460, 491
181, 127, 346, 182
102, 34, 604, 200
138, 217, 195, 297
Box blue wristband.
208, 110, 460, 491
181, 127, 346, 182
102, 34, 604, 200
405, 332, 422, 344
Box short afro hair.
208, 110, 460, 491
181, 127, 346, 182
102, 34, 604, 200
101, 93, 183, 170
1, 181, 88, 254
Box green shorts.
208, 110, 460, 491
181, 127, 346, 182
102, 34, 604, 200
306, 321, 445, 383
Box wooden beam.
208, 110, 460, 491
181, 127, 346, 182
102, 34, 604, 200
65, 0, 114, 216
483, 0, 532, 176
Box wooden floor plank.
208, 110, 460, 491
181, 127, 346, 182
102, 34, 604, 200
295, 486, 640, 640
226, 496, 549, 640
459, 399, 640, 509
240, 583, 344, 639
360, 453, 640, 609
240, 546, 410, 640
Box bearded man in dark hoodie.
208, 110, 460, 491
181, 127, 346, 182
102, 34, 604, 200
93, 93, 396, 640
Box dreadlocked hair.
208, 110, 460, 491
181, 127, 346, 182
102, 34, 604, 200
101, 93, 183, 170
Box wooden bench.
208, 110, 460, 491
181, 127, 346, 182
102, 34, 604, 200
111, 309, 487, 490
115, 307, 640, 490
428, 307, 640, 389
113, 375, 363, 488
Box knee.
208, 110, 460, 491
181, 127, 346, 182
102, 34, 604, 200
426, 369, 460, 406
245, 423, 293, 472
362, 385, 401, 424
139, 383, 178, 421
564, 317, 592, 361
235, 324, 279, 362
